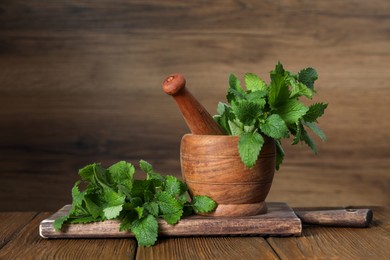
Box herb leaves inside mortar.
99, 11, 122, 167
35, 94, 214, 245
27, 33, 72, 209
213, 62, 328, 169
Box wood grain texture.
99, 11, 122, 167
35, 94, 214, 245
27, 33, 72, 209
0, 212, 137, 259
295, 208, 373, 227
0, 207, 388, 259
162, 73, 226, 135
40, 202, 302, 238
181, 134, 275, 216
0, 212, 37, 249
0, 0, 389, 211
267, 207, 390, 259
136, 237, 279, 260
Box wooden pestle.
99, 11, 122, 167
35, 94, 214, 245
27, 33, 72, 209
162, 73, 226, 135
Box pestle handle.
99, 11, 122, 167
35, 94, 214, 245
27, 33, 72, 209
162, 73, 226, 135
295, 208, 373, 228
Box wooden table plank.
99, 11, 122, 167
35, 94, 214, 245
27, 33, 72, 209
0, 208, 388, 258
370, 207, 390, 235
0, 213, 137, 259
136, 237, 279, 260
267, 207, 390, 259
0, 212, 37, 249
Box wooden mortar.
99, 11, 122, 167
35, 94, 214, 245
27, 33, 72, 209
181, 134, 276, 217
163, 73, 275, 217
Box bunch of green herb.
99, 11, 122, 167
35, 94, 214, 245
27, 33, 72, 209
213, 62, 328, 169
54, 160, 217, 246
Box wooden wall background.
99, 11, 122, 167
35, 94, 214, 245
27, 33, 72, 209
0, 0, 389, 211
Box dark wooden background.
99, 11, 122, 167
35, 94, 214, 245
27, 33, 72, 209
0, 0, 389, 211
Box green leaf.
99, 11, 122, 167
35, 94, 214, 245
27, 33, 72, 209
298, 67, 318, 89
160, 212, 183, 225
290, 81, 313, 99
134, 206, 144, 219
103, 205, 123, 219
54, 215, 69, 231
245, 73, 267, 92
275, 140, 285, 170
277, 99, 309, 124
79, 163, 110, 190
260, 114, 289, 139
182, 202, 194, 217
191, 196, 217, 214
140, 160, 165, 182
104, 188, 125, 207
131, 215, 158, 247
68, 216, 100, 224
303, 103, 328, 122
102, 187, 125, 219
273, 61, 285, 75
117, 182, 132, 197
78, 164, 96, 183
227, 74, 246, 103
68, 182, 90, 216
238, 132, 264, 168
246, 92, 266, 107
108, 161, 134, 196
119, 210, 139, 232
228, 119, 243, 136
155, 191, 183, 225
69, 205, 89, 217
131, 180, 152, 199
108, 161, 135, 182
214, 103, 234, 135
178, 180, 188, 194
268, 62, 290, 108
216, 102, 226, 115
177, 192, 190, 205
164, 176, 182, 197
129, 197, 144, 208
71, 182, 85, 208
94, 164, 111, 189
292, 122, 304, 145
84, 196, 102, 218
303, 121, 327, 141
232, 101, 262, 125
144, 201, 159, 217
244, 125, 255, 132
139, 160, 153, 174
301, 128, 318, 154
286, 71, 313, 99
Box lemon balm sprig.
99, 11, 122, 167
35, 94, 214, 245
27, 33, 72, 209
213, 62, 328, 169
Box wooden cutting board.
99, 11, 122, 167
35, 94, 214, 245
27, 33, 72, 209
40, 202, 302, 238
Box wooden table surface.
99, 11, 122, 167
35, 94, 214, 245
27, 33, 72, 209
0, 207, 389, 259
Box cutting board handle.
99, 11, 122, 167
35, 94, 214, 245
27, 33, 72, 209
295, 208, 373, 227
